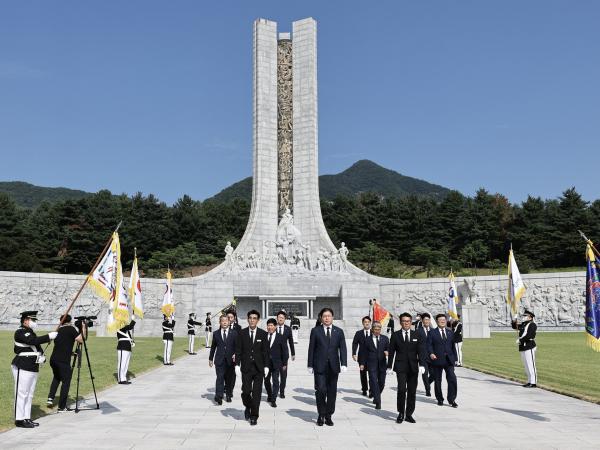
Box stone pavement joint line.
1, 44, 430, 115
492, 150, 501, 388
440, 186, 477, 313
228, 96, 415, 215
2, 340, 600, 449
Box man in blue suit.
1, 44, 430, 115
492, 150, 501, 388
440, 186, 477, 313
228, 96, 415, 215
427, 314, 458, 408
358, 321, 389, 410
209, 315, 238, 405
307, 307, 348, 427
264, 318, 289, 408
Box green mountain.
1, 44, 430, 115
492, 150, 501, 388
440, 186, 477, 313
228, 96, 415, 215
207, 160, 451, 203
0, 181, 91, 208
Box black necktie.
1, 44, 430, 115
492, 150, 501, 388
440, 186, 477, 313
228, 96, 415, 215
375, 335, 379, 348
279, 326, 282, 335
251, 330, 254, 343
326, 327, 331, 339
366, 330, 369, 338
223, 330, 226, 342
404, 331, 408, 343
442, 329, 447, 341
268, 333, 272, 345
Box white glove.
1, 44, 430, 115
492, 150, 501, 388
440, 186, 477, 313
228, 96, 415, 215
131, 342, 136, 348
307, 367, 314, 374
235, 366, 241, 377
419, 366, 425, 375
386, 368, 394, 375
341, 366, 348, 373
36, 355, 46, 364
264, 367, 269, 377
516, 339, 520, 344
48, 331, 58, 340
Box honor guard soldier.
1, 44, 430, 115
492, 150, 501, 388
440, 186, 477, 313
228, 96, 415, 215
452, 314, 463, 366
117, 319, 136, 384
205, 312, 213, 348
290, 313, 300, 344
387, 314, 395, 335
512, 310, 537, 387
12, 311, 58, 428
187, 313, 203, 355
162, 315, 175, 365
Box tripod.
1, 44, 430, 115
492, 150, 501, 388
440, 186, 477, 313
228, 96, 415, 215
70, 332, 100, 412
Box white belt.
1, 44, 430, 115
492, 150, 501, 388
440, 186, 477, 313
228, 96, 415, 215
16, 351, 40, 357
163, 329, 173, 333
118, 338, 132, 342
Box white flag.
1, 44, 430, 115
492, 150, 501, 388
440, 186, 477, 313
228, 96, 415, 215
129, 256, 144, 318
507, 248, 526, 318
161, 270, 175, 318
448, 271, 459, 319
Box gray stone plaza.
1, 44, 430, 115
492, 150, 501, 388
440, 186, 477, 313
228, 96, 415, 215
2, 341, 600, 449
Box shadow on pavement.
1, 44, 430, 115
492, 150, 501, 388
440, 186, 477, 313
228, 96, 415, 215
491, 407, 550, 421
220, 407, 246, 421
292, 395, 315, 406
359, 407, 397, 421
287, 408, 315, 423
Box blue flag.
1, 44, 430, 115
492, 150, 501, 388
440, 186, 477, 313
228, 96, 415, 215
585, 244, 600, 351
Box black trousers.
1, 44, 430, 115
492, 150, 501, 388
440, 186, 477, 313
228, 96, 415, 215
279, 362, 288, 395
48, 360, 73, 409
264, 365, 281, 400
396, 369, 418, 416
421, 361, 434, 394
241, 367, 263, 419
315, 367, 339, 417
224, 364, 235, 397
367, 366, 387, 404
432, 364, 457, 403
359, 367, 370, 393
214, 363, 234, 400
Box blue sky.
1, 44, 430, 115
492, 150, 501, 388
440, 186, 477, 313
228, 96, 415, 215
1, 1, 599, 204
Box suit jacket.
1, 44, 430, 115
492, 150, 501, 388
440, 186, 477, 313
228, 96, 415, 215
267, 332, 289, 369
276, 324, 295, 359
387, 329, 427, 373
229, 322, 242, 333
426, 327, 458, 367
209, 327, 237, 366
307, 324, 347, 374
358, 334, 389, 370
352, 329, 371, 360
235, 327, 270, 372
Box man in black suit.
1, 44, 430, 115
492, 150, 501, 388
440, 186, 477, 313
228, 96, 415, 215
358, 321, 389, 410
226, 309, 242, 398
209, 315, 237, 405
235, 310, 269, 425
264, 318, 289, 407
416, 312, 434, 396
387, 312, 427, 424
275, 311, 295, 399
307, 307, 348, 427
352, 316, 372, 397
427, 314, 458, 408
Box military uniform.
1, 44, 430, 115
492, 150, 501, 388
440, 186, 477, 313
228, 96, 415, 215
452, 319, 463, 366
512, 310, 537, 387
12, 311, 57, 428
291, 315, 301, 344
162, 317, 176, 365
205, 314, 212, 348
187, 314, 203, 355
117, 320, 136, 383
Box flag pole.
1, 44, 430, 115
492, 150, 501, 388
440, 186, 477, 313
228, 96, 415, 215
579, 230, 600, 258
57, 221, 123, 329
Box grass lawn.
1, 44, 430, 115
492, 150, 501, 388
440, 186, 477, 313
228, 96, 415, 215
0, 331, 198, 432
464, 332, 600, 403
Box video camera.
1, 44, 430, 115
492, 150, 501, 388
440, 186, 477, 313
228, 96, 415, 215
74, 315, 97, 329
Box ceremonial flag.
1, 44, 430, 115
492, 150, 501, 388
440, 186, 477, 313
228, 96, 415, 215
585, 244, 600, 351
448, 271, 459, 319
507, 248, 526, 318
107, 242, 129, 332
161, 269, 175, 318
129, 255, 144, 318
372, 299, 391, 329
87, 232, 119, 301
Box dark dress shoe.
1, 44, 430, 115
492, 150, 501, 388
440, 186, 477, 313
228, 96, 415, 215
362, 390, 367, 396
25, 419, 40, 426
244, 408, 250, 420
396, 414, 404, 423
375, 403, 381, 410
225, 395, 232, 403
450, 402, 458, 408
368, 392, 374, 399
325, 416, 334, 426
270, 401, 277, 408
425, 392, 431, 397
15, 420, 35, 428
316, 415, 324, 426
280, 393, 285, 399
250, 418, 257, 426
526, 384, 537, 388
522, 383, 531, 387
437, 401, 444, 406
405, 416, 416, 423
215, 397, 222, 405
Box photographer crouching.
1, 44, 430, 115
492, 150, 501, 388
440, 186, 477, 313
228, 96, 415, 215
46, 314, 87, 411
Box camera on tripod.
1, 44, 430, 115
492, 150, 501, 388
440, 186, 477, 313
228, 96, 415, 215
74, 316, 96, 329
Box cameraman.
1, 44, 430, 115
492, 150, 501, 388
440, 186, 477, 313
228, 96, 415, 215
47, 314, 86, 411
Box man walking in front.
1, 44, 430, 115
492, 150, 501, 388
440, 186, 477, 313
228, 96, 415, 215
209, 315, 237, 405
235, 310, 269, 426
275, 311, 295, 399
427, 314, 458, 408
307, 307, 347, 427
358, 321, 389, 410
264, 318, 289, 407
387, 312, 427, 424
352, 316, 372, 397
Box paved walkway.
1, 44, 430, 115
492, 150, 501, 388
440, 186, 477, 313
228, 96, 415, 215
2, 339, 600, 449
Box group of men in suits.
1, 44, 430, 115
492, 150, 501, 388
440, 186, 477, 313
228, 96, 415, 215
352, 312, 459, 424
208, 309, 295, 426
